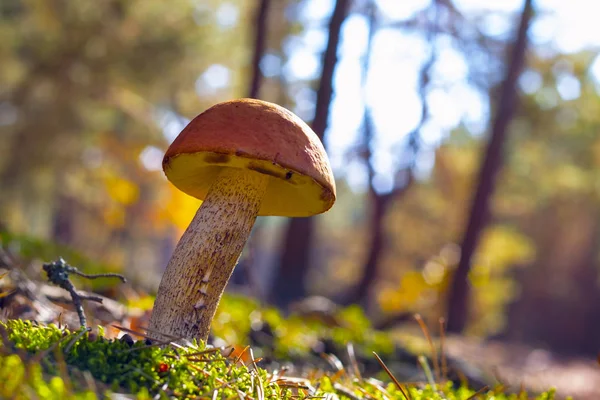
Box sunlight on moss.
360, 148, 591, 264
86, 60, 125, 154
0, 316, 560, 399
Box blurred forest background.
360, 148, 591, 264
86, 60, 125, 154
1, 0, 600, 360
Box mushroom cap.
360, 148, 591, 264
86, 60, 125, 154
163, 98, 336, 217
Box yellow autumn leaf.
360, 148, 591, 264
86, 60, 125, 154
474, 225, 535, 269
378, 287, 404, 313
157, 183, 202, 233
378, 271, 430, 313
102, 172, 140, 206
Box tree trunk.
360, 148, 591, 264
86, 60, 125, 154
504, 201, 600, 355
270, 0, 350, 308
248, 0, 271, 99
344, 191, 391, 306
51, 195, 75, 245
445, 0, 534, 333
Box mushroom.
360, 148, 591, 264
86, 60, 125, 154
149, 98, 336, 342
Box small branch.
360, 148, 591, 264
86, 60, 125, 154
69, 269, 127, 283
42, 258, 127, 328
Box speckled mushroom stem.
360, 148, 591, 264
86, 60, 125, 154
149, 167, 268, 342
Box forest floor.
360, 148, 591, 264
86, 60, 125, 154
443, 337, 600, 399
1, 255, 599, 399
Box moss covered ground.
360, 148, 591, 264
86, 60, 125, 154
0, 303, 561, 400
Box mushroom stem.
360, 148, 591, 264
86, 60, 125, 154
149, 167, 269, 342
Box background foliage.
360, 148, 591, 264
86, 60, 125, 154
1, 0, 600, 360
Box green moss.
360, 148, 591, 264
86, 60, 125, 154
1, 319, 284, 398
0, 353, 97, 399
0, 318, 559, 399
212, 294, 395, 357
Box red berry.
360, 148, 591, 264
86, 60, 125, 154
158, 363, 169, 373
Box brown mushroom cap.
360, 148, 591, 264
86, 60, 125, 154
163, 98, 336, 217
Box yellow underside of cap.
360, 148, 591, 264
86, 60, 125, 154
164, 152, 335, 217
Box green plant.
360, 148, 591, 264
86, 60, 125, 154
0, 318, 561, 399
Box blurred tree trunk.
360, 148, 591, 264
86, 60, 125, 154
345, 190, 393, 306
51, 173, 77, 246
345, 169, 415, 308
446, 0, 534, 333
248, 0, 271, 99
341, 3, 379, 306
51, 195, 75, 245
344, 1, 437, 307
270, 0, 350, 308
504, 200, 600, 355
